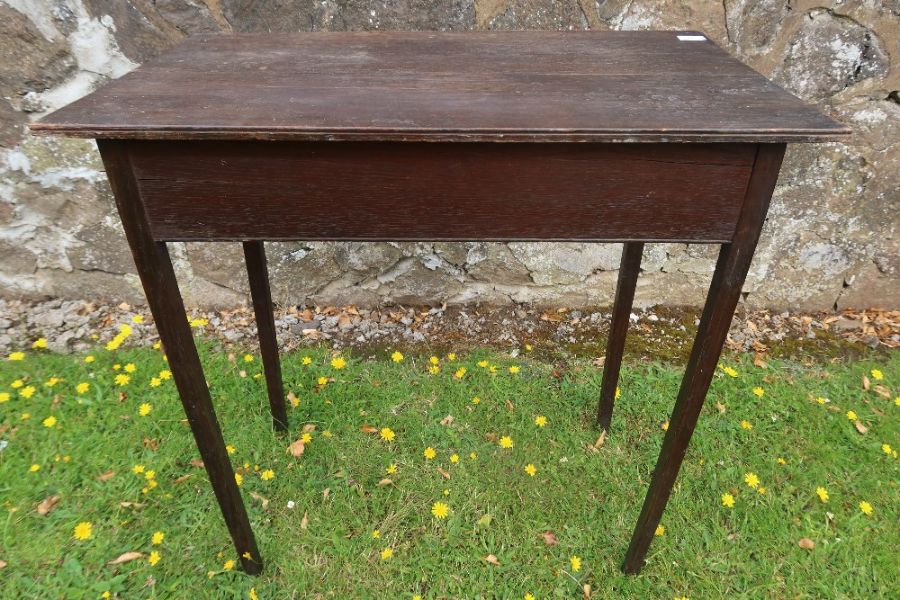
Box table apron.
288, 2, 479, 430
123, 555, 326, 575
124, 141, 758, 243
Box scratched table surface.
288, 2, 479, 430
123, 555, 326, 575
31, 31, 849, 143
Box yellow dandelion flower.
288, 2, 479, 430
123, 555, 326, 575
0, 392, 8, 403
655, 525, 665, 536
524, 463, 537, 477
29, 463, 40, 472
380, 427, 396, 442
882, 443, 894, 456
114, 373, 130, 386
859, 501, 873, 515
744, 472, 760, 489
447, 352, 457, 361
662, 420, 669, 431
301, 432, 313, 444
132, 464, 145, 474
152, 531, 165, 545
870, 369, 883, 381
124, 363, 136, 373
138, 403, 152, 417
84, 355, 95, 363
816, 396, 828, 405
757, 486, 766, 495
471, 396, 481, 404
720, 365, 738, 377
11, 379, 23, 388
223, 559, 234, 571
32, 338, 48, 349
20, 385, 36, 398
721, 492, 735, 508
450, 454, 460, 464
76, 382, 89, 393
428, 365, 440, 375
740, 420, 753, 430
499, 436, 513, 449
752, 387, 764, 397
159, 370, 171, 380
424, 447, 437, 460
509, 365, 520, 374
470, 452, 477, 460
777, 457, 786, 465
815, 487, 829, 503
226, 444, 236, 455
317, 376, 328, 386
570, 555, 581, 572
477, 359, 488, 368
149, 377, 161, 387
132, 314, 144, 323
390, 351, 404, 363
380, 547, 393, 560
430, 356, 440, 365
431, 501, 449, 519
301, 356, 312, 365
534, 415, 547, 427
235, 473, 243, 486
372, 529, 380, 538
73, 521, 93, 540
386, 463, 397, 474
261, 469, 275, 481
249, 589, 258, 600
147, 551, 160, 566
42, 415, 57, 428
454, 367, 467, 379
846, 410, 857, 421
243, 354, 254, 363
145, 470, 156, 480
9, 351, 25, 361
331, 356, 346, 369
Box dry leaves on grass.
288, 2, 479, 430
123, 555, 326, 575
854, 421, 869, 435
437, 467, 451, 480
377, 479, 393, 487
249, 491, 269, 510
484, 554, 500, 565
108, 551, 144, 565
541, 531, 558, 546
300, 511, 309, 530
798, 538, 816, 550
36, 495, 60, 516
440, 414, 454, 426
96, 470, 115, 482
288, 439, 305, 458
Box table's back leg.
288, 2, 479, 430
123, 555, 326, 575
621, 144, 786, 574
98, 140, 263, 575
243, 241, 288, 432
596, 241, 643, 431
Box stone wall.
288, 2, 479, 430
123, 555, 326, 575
0, 1, 897, 311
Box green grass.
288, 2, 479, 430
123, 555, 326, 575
1, 333, 897, 599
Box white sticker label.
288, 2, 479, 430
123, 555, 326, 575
677, 35, 707, 41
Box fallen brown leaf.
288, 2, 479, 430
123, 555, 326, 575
854, 421, 869, 435
360, 424, 378, 434
302, 423, 317, 433
862, 374, 870, 391
377, 478, 393, 486
440, 414, 454, 426
173, 474, 193, 484
249, 491, 269, 510
715, 402, 727, 414
753, 353, 768, 369
873, 385, 890, 399
288, 439, 305, 458
484, 554, 500, 565
119, 501, 144, 509
189, 459, 204, 469
583, 584, 591, 599
36, 495, 61, 516
593, 430, 607, 449
96, 470, 115, 482
798, 538, 815, 550
323, 488, 330, 499
505, 399, 515, 412
143, 438, 158, 451
592, 356, 606, 368
0, 559, 6, 569
541, 531, 558, 546
108, 551, 144, 565
300, 511, 309, 529
287, 390, 298, 407
437, 467, 451, 480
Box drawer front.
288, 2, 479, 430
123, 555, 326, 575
127, 141, 756, 242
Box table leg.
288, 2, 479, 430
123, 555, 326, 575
596, 242, 643, 431
243, 241, 288, 432
621, 144, 786, 574
98, 140, 263, 574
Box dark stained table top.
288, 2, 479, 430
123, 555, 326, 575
32, 31, 849, 143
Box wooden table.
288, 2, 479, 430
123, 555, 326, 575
32, 31, 848, 576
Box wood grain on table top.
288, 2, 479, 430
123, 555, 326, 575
32, 31, 849, 142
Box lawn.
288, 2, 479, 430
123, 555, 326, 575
0, 322, 897, 599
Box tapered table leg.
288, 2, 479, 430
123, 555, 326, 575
243, 241, 288, 432
597, 242, 643, 431
98, 140, 262, 574
621, 144, 786, 574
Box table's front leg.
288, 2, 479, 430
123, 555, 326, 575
98, 140, 262, 574
622, 144, 786, 574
